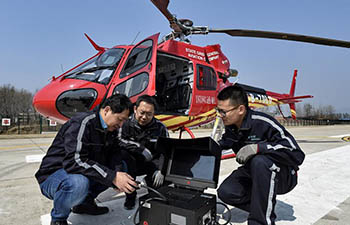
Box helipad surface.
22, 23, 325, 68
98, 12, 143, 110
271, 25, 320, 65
1, 125, 350, 225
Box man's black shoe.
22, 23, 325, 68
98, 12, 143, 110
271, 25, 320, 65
124, 196, 136, 210
50, 221, 68, 225
72, 197, 109, 215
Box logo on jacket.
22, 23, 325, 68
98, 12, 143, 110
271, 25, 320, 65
247, 135, 261, 142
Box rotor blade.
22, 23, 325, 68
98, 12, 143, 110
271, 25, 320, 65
150, 0, 183, 32
209, 29, 350, 48
150, 0, 174, 22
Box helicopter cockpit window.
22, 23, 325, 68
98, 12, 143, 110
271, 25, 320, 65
120, 40, 153, 78
113, 72, 149, 97
196, 65, 217, 90
64, 48, 125, 85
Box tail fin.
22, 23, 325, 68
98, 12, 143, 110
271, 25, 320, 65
289, 69, 297, 96
289, 70, 297, 119
268, 69, 313, 120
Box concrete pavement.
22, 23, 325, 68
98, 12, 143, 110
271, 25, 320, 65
0, 125, 350, 225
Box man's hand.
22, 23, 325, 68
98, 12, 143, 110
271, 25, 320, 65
236, 144, 258, 164
152, 170, 164, 188
142, 148, 153, 162
113, 172, 138, 194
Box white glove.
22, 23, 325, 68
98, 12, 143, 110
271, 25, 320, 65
142, 148, 153, 162
152, 170, 164, 188
236, 144, 258, 164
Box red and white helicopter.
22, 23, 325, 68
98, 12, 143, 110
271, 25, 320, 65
33, 0, 349, 146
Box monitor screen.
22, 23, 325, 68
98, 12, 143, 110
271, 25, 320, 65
170, 149, 215, 181
157, 137, 221, 191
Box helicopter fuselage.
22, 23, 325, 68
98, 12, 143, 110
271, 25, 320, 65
33, 33, 305, 130
33, 34, 231, 128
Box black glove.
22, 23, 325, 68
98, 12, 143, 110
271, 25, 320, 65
124, 144, 140, 154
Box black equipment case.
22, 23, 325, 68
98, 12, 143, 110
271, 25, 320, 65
139, 137, 221, 225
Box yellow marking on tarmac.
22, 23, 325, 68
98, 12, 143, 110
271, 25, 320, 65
330, 134, 350, 138
342, 136, 350, 142
293, 135, 350, 142
295, 136, 328, 139
0, 144, 49, 150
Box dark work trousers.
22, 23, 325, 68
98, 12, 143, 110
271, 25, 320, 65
217, 155, 297, 225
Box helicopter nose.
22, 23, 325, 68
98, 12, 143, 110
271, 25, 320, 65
33, 85, 66, 122
33, 82, 99, 123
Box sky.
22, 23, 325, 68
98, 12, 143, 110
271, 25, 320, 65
0, 0, 349, 113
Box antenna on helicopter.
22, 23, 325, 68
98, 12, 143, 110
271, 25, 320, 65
131, 31, 141, 45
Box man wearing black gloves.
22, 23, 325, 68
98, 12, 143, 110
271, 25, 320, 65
216, 86, 305, 225
119, 94, 169, 210
35, 94, 138, 225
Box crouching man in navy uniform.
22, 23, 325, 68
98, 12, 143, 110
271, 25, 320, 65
35, 94, 138, 225
118, 95, 169, 210
216, 86, 305, 225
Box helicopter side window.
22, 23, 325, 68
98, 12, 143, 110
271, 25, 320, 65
64, 48, 125, 85
120, 40, 153, 78
113, 72, 149, 97
196, 65, 217, 90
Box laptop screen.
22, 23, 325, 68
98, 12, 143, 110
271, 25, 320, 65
157, 137, 221, 191
170, 149, 215, 181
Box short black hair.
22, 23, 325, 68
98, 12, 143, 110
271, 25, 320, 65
101, 94, 133, 115
135, 94, 158, 111
217, 85, 248, 108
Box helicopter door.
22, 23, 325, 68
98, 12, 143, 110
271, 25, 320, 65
109, 33, 159, 101
191, 64, 217, 115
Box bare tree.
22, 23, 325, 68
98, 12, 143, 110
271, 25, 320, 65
324, 105, 336, 119
296, 104, 304, 117
343, 113, 350, 119
303, 103, 313, 118
0, 84, 33, 120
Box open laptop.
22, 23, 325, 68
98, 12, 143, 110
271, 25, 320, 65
157, 136, 221, 203
139, 137, 221, 225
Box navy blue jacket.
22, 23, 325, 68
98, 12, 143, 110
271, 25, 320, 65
118, 115, 169, 169
219, 108, 305, 169
35, 110, 123, 187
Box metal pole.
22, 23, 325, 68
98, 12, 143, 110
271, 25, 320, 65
39, 115, 42, 134
18, 116, 20, 135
